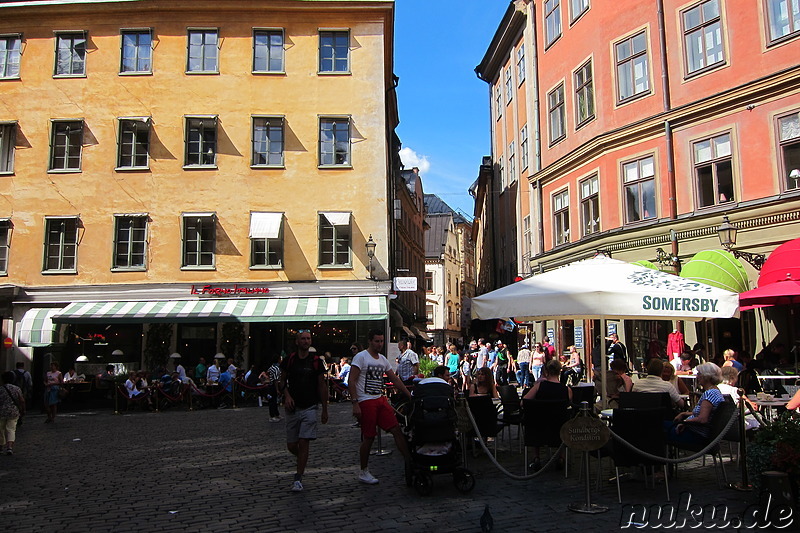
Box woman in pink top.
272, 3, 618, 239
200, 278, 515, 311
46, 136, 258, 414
44, 361, 62, 423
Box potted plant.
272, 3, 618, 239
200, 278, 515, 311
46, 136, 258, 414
747, 411, 800, 501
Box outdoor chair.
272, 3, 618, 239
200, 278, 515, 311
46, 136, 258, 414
611, 407, 670, 503
496, 385, 523, 449
466, 396, 503, 458
569, 384, 597, 411
618, 391, 673, 419
521, 398, 572, 477
671, 398, 736, 488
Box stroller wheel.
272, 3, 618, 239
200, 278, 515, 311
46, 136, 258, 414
453, 467, 476, 493
414, 473, 433, 496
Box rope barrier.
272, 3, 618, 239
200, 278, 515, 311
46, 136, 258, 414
190, 383, 231, 398
234, 379, 270, 391
153, 385, 187, 403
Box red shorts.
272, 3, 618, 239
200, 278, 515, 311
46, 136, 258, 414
359, 396, 398, 439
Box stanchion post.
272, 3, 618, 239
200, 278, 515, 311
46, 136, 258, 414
114, 385, 120, 415
566, 402, 609, 514
731, 390, 752, 491
232, 380, 237, 409
370, 428, 392, 456
188, 386, 193, 411
154, 387, 159, 413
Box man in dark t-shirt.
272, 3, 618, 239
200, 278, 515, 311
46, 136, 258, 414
278, 330, 328, 492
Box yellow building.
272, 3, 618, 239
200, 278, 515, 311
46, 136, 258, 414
0, 0, 397, 384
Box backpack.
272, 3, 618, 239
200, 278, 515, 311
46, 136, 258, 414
14, 369, 29, 395
284, 353, 322, 373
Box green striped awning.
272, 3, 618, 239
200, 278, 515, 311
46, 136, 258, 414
18, 308, 60, 346
52, 296, 388, 324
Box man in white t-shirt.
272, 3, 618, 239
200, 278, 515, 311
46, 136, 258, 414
395, 339, 419, 384
476, 339, 489, 369
349, 329, 412, 485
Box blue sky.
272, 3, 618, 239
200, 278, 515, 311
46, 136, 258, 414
394, 0, 510, 216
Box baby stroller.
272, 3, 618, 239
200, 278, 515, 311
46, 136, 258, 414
404, 380, 475, 496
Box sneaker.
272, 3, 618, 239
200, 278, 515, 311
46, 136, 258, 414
5, 449, 12, 456
290, 480, 303, 492
358, 469, 379, 485
269, 416, 282, 423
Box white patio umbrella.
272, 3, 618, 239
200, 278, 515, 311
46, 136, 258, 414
471, 255, 740, 404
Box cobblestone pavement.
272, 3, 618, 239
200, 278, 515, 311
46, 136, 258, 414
0, 401, 789, 533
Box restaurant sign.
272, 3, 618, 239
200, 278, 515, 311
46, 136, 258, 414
191, 284, 270, 296
560, 416, 610, 452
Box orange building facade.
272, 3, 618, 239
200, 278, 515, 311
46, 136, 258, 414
478, 0, 800, 362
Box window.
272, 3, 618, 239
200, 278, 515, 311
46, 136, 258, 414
185, 116, 217, 167
0, 35, 21, 79
580, 175, 600, 236
623, 155, 656, 222
113, 215, 147, 270
616, 31, 650, 102
43, 217, 78, 273
516, 44, 525, 85
520, 124, 529, 170
252, 116, 284, 167
778, 111, 800, 190
693, 133, 734, 207
508, 141, 516, 183
55, 32, 86, 76
683, 0, 724, 75
117, 118, 150, 169
319, 31, 349, 73
570, 0, 590, 21
120, 30, 152, 74
553, 189, 570, 246
505, 67, 513, 103
0, 122, 15, 173
0, 220, 8, 274
253, 29, 284, 72
182, 214, 215, 268
498, 158, 505, 189
425, 271, 433, 292
49, 120, 83, 172
318, 212, 351, 267
187, 29, 218, 73
574, 60, 594, 126
426, 304, 434, 322
250, 212, 283, 268
319, 117, 350, 166
767, 0, 800, 42
548, 83, 566, 144
495, 86, 503, 120
522, 215, 531, 264
447, 272, 451, 293
545, 0, 562, 47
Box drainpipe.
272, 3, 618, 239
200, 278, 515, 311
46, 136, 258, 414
530, 2, 544, 257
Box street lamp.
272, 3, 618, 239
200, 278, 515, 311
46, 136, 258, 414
717, 215, 766, 270
365, 234, 377, 280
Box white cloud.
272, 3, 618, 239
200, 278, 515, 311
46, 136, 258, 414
399, 147, 431, 176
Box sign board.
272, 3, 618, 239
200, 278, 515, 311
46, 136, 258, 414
607, 322, 617, 336
574, 325, 584, 350
3, 337, 12, 349
393, 277, 418, 292
547, 328, 555, 346
560, 415, 611, 452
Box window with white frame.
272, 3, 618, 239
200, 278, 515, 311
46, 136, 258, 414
120, 30, 152, 74
548, 83, 566, 144
505, 67, 513, 103
545, 0, 562, 47
522, 215, 531, 261
113, 215, 147, 270
495, 85, 503, 120
694, 133, 734, 207
623, 155, 656, 223
0, 122, 15, 173
580, 175, 600, 236
250, 212, 283, 268
0, 34, 21, 79
575, 60, 594, 126
616, 31, 650, 102
318, 212, 351, 266
182, 214, 215, 268
187, 29, 218, 73
319, 30, 349, 73
508, 141, 516, 183
553, 189, 570, 246
683, 0, 724, 75
517, 44, 526, 85
498, 158, 505, 189
185, 116, 217, 167
49, 120, 83, 172
0, 220, 8, 274
253, 29, 284, 72
767, 0, 800, 42
570, 0, 590, 21
426, 304, 434, 322
55, 32, 86, 76
778, 111, 800, 190
520, 124, 529, 170
425, 271, 433, 292
252, 116, 284, 167
117, 118, 150, 169
43, 217, 78, 272
319, 117, 350, 166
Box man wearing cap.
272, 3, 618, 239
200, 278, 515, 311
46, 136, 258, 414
278, 330, 328, 492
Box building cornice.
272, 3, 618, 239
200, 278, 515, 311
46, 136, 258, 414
531, 64, 800, 187
475, 1, 527, 83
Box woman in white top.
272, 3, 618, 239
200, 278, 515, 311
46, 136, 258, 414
530, 343, 546, 381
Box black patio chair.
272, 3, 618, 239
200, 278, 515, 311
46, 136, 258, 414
611, 407, 670, 503
522, 398, 572, 476
466, 396, 503, 458
496, 385, 523, 449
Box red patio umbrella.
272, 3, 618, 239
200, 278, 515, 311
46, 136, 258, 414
757, 237, 800, 287
739, 279, 800, 310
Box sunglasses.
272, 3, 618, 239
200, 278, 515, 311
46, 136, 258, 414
298, 329, 310, 333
